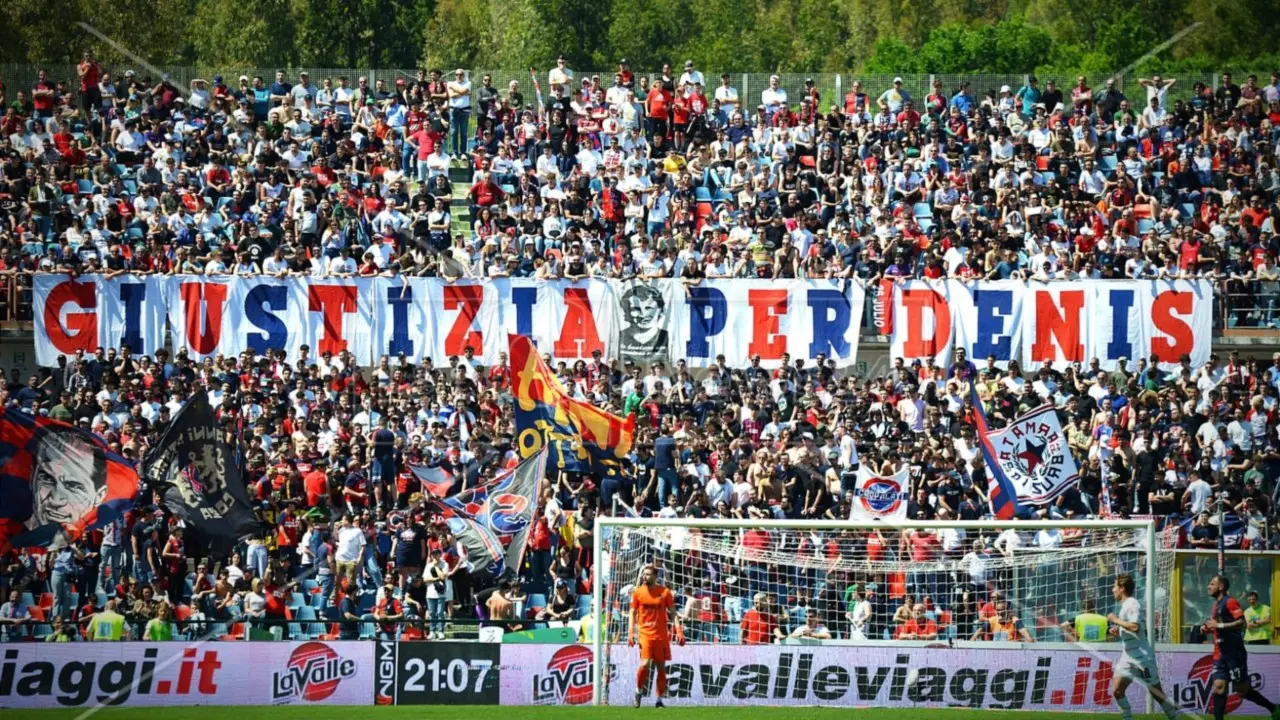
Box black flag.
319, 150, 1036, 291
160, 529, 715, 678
140, 391, 261, 551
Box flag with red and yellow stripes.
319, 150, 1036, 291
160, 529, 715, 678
509, 334, 635, 477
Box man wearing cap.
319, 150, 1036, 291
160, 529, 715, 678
678, 61, 704, 96
291, 72, 316, 107
878, 77, 910, 114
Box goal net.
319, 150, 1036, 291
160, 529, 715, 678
592, 518, 1162, 708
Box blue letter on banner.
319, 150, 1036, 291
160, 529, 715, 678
973, 288, 1014, 361
686, 286, 727, 359
512, 286, 537, 343
244, 284, 288, 355
386, 284, 414, 357
807, 288, 851, 358
1105, 288, 1137, 361
118, 282, 146, 353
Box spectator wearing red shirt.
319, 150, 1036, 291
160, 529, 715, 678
645, 83, 672, 142
77, 52, 100, 111
894, 604, 939, 640
844, 81, 868, 115
467, 171, 505, 218
740, 592, 784, 644
31, 68, 57, 119
160, 526, 185, 605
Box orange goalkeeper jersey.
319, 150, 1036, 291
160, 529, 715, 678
631, 583, 674, 642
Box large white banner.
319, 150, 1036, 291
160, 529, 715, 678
33, 276, 865, 369
0, 641, 373, 709
890, 279, 1213, 371
499, 643, 1279, 713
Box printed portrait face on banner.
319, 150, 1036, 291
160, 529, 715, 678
28, 425, 107, 531
618, 282, 669, 362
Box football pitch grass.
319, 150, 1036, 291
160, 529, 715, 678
18, 706, 1183, 720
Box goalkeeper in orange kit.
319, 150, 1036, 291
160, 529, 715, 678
628, 564, 684, 708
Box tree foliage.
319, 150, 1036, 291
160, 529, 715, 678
0, 0, 1278, 75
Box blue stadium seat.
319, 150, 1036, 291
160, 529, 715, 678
527, 593, 548, 613
723, 596, 748, 623
1137, 218, 1155, 235
1098, 155, 1118, 175
1180, 203, 1196, 219
290, 607, 316, 640
912, 202, 931, 218
77, 179, 94, 195
575, 594, 592, 620
724, 624, 741, 643
359, 620, 377, 640
695, 186, 712, 203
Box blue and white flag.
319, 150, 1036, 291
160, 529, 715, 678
982, 404, 1080, 506
849, 466, 910, 521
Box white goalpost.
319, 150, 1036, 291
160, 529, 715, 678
591, 517, 1162, 708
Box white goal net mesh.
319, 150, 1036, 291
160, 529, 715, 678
595, 519, 1165, 706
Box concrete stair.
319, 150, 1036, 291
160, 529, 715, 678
448, 165, 471, 238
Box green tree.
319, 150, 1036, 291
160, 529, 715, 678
423, 0, 490, 69
863, 37, 920, 74
602, 0, 689, 72
190, 0, 297, 68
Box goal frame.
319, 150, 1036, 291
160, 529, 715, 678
591, 517, 1157, 706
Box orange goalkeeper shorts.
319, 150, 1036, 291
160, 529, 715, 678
639, 637, 671, 664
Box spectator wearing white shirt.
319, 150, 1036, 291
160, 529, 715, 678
714, 74, 740, 115
761, 75, 787, 116
678, 61, 705, 95
1138, 75, 1175, 111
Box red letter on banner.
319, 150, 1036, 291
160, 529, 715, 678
43, 280, 97, 355
1150, 291, 1194, 363
747, 289, 788, 360
444, 285, 484, 356
308, 284, 357, 356
553, 287, 603, 358
1031, 290, 1085, 364
180, 282, 228, 356
900, 287, 951, 359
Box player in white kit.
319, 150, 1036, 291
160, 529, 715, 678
1108, 574, 1181, 720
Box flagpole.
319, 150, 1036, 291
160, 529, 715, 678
1216, 490, 1226, 571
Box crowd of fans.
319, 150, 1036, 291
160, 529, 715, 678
0, 61, 1279, 318
0, 57, 1279, 644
